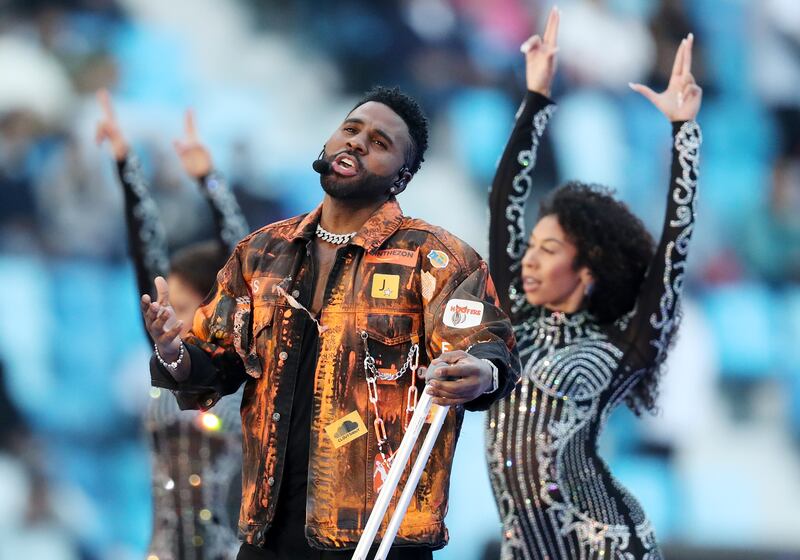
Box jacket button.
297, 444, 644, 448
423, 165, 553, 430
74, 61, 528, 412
283, 309, 292, 318
279, 351, 288, 361
268, 477, 275, 486
291, 290, 300, 298
272, 412, 281, 422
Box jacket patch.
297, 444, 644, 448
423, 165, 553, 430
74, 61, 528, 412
371, 274, 400, 299
427, 250, 450, 269
364, 248, 418, 267
325, 410, 368, 448
421, 270, 436, 302
443, 298, 484, 329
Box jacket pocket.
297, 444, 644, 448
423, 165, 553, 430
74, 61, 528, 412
357, 312, 423, 378
252, 299, 275, 336
357, 311, 420, 347
245, 299, 275, 377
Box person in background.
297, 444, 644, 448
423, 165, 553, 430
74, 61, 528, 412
96, 90, 250, 560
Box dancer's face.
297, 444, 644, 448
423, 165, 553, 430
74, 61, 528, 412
167, 274, 205, 337
319, 101, 412, 200
521, 215, 592, 312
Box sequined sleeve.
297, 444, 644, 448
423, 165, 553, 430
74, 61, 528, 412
198, 171, 249, 252
615, 121, 702, 365
117, 154, 170, 306
488, 90, 556, 321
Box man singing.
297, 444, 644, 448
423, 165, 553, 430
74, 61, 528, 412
141, 86, 520, 560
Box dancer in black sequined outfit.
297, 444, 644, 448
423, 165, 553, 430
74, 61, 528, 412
97, 91, 249, 560
485, 10, 703, 559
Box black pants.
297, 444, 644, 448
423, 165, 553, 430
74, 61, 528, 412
237, 542, 433, 560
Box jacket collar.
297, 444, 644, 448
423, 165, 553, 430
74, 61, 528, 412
290, 204, 322, 243
290, 197, 405, 254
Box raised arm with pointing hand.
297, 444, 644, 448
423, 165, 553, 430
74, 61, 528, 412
95, 89, 129, 161
173, 109, 214, 179
629, 33, 702, 122
521, 6, 560, 97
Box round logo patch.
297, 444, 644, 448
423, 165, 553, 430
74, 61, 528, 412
427, 250, 449, 269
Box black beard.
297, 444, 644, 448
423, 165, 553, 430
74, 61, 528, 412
320, 168, 394, 200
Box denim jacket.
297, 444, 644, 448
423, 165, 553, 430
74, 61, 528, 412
151, 197, 520, 549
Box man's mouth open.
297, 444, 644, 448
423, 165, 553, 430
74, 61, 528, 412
331, 154, 360, 177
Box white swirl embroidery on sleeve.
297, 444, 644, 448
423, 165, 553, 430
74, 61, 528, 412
505, 103, 557, 314
649, 121, 702, 360
123, 155, 170, 276
204, 172, 249, 249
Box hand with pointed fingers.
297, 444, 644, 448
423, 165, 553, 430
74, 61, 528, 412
140, 276, 183, 359
95, 89, 129, 161
417, 350, 494, 406
629, 33, 702, 122
521, 6, 560, 97
174, 109, 213, 179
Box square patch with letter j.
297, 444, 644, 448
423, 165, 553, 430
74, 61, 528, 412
371, 273, 400, 299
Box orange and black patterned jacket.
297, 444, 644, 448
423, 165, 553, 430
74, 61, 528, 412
150, 197, 520, 550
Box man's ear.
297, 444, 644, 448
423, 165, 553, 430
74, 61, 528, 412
390, 165, 412, 195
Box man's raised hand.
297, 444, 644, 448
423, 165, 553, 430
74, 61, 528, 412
141, 276, 183, 358
173, 109, 213, 179
629, 33, 702, 122
521, 6, 560, 97
95, 89, 129, 161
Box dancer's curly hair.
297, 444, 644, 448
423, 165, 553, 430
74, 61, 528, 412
353, 86, 429, 175
539, 181, 670, 415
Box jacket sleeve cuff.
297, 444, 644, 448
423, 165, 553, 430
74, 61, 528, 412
464, 341, 518, 411
149, 343, 225, 410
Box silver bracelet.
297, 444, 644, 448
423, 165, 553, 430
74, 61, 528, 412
481, 358, 499, 394
154, 342, 184, 370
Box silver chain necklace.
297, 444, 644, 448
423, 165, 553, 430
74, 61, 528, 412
316, 224, 357, 245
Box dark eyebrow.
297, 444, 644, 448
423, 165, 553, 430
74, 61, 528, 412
530, 237, 565, 246
343, 117, 395, 147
